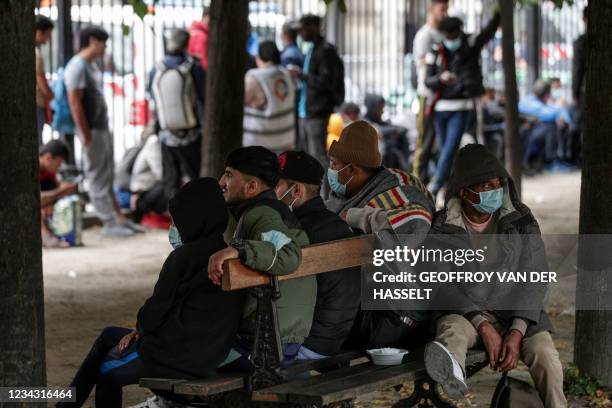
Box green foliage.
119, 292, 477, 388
128, 0, 150, 20
564, 364, 603, 397
323, 0, 347, 13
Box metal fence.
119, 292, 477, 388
36, 0, 586, 161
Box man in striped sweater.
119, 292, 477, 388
325, 120, 435, 348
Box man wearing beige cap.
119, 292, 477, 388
326, 120, 435, 347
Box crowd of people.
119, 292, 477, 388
32, 3, 588, 407
56, 130, 566, 408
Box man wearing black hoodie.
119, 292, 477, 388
422, 144, 565, 407
58, 179, 246, 408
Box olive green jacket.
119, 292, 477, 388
227, 190, 316, 345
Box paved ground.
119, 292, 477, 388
43, 171, 584, 407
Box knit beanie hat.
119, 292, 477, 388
328, 120, 382, 168
225, 146, 280, 188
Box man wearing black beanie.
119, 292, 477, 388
207, 146, 316, 366
275, 150, 360, 360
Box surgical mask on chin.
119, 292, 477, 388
279, 184, 298, 210
551, 88, 563, 101
168, 225, 183, 249
467, 187, 503, 214
443, 37, 462, 52
327, 164, 353, 196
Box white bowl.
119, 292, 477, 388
366, 347, 409, 366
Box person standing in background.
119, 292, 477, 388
65, 26, 140, 237
280, 21, 304, 69
35, 15, 55, 146
243, 41, 296, 154
424, 12, 500, 201
295, 14, 345, 166
411, 0, 449, 185
188, 7, 209, 69
150, 29, 206, 201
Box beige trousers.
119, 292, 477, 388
435, 314, 567, 408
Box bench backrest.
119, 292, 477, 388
222, 235, 373, 291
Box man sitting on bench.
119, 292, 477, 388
58, 178, 247, 408
325, 120, 435, 348
423, 144, 566, 407
207, 146, 316, 367
275, 150, 360, 361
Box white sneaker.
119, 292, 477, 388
101, 223, 135, 237
424, 341, 468, 399
122, 219, 147, 233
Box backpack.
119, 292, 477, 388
490, 373, 544, 408
151, 59, 198, 132
115, 145, 143, 192
50, 67, 75, 134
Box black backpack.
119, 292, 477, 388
490, 373, 544, 408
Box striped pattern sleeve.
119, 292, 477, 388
366, 187, 433, 233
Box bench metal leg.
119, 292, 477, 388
393, 378, 455, 408
251, 284, 284, 390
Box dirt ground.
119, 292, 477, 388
43, 171, 583, 407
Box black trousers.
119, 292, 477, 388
134, 182, 168, 221
161, 139, 202, 201
57, 326, 149, 408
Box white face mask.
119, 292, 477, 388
279, 184, 298, 210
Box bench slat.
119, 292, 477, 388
222, 235, 373, 291
281, 350, 366, 377
172, 375, 245, 396
139, 378, 187, 391
254, 360, 425, 405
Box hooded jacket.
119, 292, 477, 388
137, 178, 246, 379
227, 190, 315, 345
295, 196, 361, 356
428, 144, 552, 337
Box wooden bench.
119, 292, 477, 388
140, 235, 487, 407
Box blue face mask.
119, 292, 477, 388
327, 164, 353, 196
467, 187, 503, 214
168, 226, 183, 249
443, 37, 462, 52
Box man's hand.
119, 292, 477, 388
498, 330, 522, 372
339, 211, 348, 221
208, 246, 239, 285
118, 330, 138, 353
58, 182, 77, 196
440, 71, 457, 85
478, 321, 503, 369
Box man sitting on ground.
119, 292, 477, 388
275, 151, 360, 360
423, 144, 566, 407
519, 79, 572, 171
326, 120, 435, 348
39, 140, 77, 248
207, 146, 316, 365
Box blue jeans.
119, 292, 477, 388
431, 110, 468, 195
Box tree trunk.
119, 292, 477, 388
200, 0, 249, 177
574, 2, 612, 387
499, 0, 522, 197
0, 0, 47, 389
